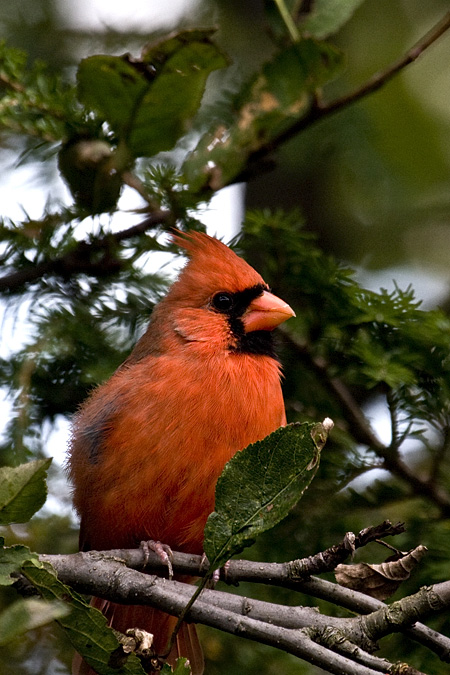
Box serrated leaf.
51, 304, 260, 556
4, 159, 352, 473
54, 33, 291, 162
183, 39, 343, 190
0, 598, 69, 645
204, 422, 327, 568
0, 458, 51, 525
300, 0, 366, 39
77, 29, 227, 159
22, 559, 146, 674
0, 544, 39, 586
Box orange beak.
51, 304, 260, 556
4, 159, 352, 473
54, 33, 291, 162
242, 290, 295, 333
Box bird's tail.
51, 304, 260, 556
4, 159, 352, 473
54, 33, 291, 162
72, 597, 204, 675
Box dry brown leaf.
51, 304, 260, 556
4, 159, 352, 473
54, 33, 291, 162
334, 545, 427, 600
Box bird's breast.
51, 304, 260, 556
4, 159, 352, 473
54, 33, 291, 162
70, 350, 285, 552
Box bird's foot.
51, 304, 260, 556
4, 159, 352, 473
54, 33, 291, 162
200, 554, 230, 587
140, 540, 174, 579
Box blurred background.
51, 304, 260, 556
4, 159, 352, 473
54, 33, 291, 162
1, 1, 450, 673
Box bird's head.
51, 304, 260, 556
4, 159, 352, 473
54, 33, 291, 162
159, 230, 295, 356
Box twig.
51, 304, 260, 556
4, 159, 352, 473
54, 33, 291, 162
122, 171, 163, 212
0, 108, 60, 143
317, 11, 450, 118
280, 328, 386, 451
0, 73, 67, 122
387, 390, 401, 457
287, 521, 405, 578
280, 329, 450, 517
429, 424, 450, 487
0, 210, 170, 293
237, 11, 450, 181
0, 73, 27, 94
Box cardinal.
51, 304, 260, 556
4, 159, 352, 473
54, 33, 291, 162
68, 230, 295, 674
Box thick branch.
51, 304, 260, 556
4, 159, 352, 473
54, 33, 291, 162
300, 577, 450, 663
361, 581, 450, 642
40, 545, 450, 663
37, 551, 430, 675
43, 521, 403, 582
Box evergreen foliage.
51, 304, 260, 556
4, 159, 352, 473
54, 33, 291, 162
1, 1, 450, 674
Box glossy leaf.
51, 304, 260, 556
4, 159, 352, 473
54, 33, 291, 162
22, 558, 147, 674
183, 39, 343, 190
203, 421, 329, 569
77, 30, 228, 159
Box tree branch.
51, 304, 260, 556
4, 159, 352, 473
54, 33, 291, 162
361, 581, 450, 642
316, 11, 450, 118
237, 10, 450, 180
286, 521, 406, 578
36, 550, 437, 675
299, 576, 450, 663
42, 521, 404, 582
280, 328, 450, 517
39, 535, 450, 664
0, 210, 170, 293
4, 14, 449, 293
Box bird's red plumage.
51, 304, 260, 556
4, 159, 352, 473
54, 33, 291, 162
68, 231, 293, 674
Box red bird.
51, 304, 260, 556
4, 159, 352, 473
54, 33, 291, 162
69, 230, 294, 674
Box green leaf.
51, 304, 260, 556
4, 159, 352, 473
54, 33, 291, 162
0, 598, 69, 645
77, 29, 228, 159
0, 544, 39, 586
183, 39, 343, 190
0, 458, 51, 525
58, 137, 123, 213
161, 658, 191, 673
204, 422, 328, 568
299, 0, 366, 39
22, 559, 147, 675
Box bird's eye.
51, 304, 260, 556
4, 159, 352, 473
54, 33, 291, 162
212, 292, 235, 312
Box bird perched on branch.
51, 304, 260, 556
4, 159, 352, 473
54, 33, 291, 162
68, 230, 295, 674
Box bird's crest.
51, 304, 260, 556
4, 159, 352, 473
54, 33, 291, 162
170, 230, 265, 303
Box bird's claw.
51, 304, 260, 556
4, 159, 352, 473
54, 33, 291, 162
140, 540, 174, 579
221, 559, 231, 582
199, 552, 210, 573
200, 554, 230, 587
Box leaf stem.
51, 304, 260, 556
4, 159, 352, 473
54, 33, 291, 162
273, 0, 301, 42
163, 571, 212, 657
